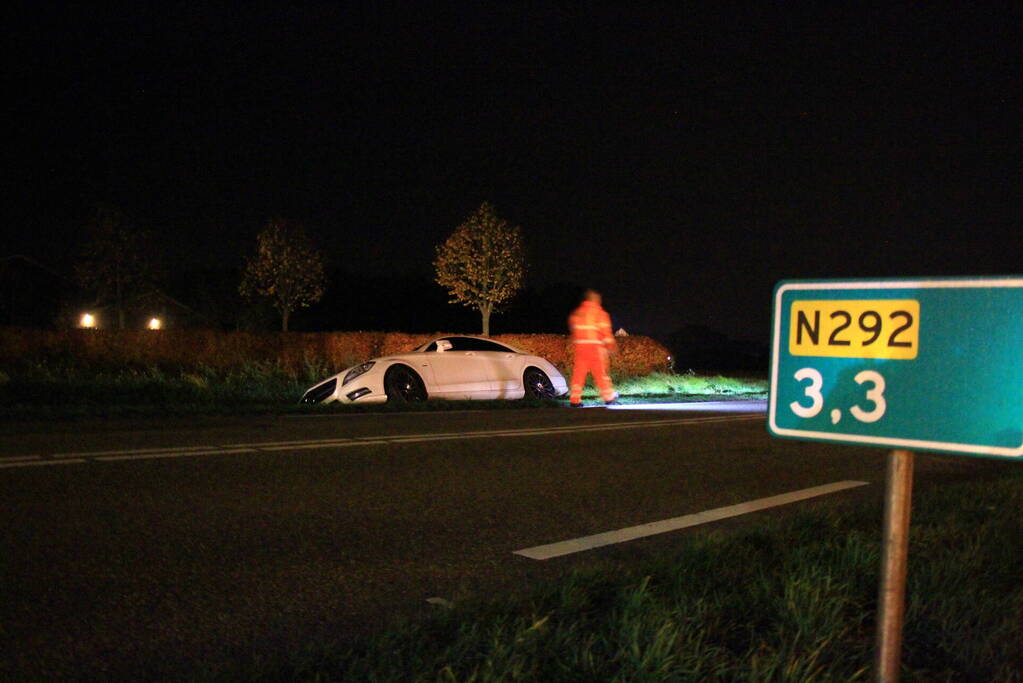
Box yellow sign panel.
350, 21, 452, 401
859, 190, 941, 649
788, 299, 920, 359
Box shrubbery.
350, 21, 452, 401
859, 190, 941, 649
0, 328, 671, 378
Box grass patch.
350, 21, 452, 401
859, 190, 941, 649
0, 361, 312, 415
198, 473, 1022, 681
594, 371, 768, 398
0, 363, 764, 419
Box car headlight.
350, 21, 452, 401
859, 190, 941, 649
342, 361, 375, 386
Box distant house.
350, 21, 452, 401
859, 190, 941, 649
614, 327, 629, 337
0, 254, 213, 329
100, 289, 213, 330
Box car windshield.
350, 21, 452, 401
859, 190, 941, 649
415, 337, 518, 353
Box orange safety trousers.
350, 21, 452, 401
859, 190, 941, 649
570, 344, 616, 404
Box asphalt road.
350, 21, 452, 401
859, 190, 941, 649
0, 402, 1011, 679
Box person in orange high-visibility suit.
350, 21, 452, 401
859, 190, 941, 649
568, 289, 619, 406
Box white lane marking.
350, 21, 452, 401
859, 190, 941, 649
2, 413, 763, 469
379, 414, 761, 443
0, 458, 87, 469
426, 597, 455, 608
260, 440, 359, 451
95, 447, 258, 462
49, 444, 215, 458
222, 438, 356, 448
513, 480, 870, 560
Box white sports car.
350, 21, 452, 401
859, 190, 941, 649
301, 335, 569, 404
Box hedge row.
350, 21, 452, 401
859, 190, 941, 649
0, 328, 671, 378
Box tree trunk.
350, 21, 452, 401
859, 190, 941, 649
281, 307, 290, 332
480, 303, 492, 337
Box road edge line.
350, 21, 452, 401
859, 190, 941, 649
513, 480, 870, 560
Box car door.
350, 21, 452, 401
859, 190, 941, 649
427, 338, 497, 398
474, 340, 521, 398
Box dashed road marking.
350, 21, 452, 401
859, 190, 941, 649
513, 480, 870, 560
0, 457, 86, 469
1, 413, 763, 469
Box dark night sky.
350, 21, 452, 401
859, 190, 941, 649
7, 3, 1021, 340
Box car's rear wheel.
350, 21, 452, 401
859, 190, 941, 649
384, 365, 427, 402
523, 367, 556, 400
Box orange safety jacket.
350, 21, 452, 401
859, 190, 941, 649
568, 301, 617, 350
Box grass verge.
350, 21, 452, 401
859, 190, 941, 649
197, 472, 1022, 682
0, 364, 766, 419
602, 371, 767, 398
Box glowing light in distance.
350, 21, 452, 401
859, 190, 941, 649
148, 317, 162, 330
80, 313, 96, 328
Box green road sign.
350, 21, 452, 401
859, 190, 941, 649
768, 277, 1023, 459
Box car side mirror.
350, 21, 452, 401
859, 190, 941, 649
435, 340, 453, 352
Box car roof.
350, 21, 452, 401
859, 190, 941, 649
414, 336, 523, 353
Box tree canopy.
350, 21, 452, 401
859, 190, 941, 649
239, 219, 326, 331
434, 202, 526, 336
75, 204, 161, 329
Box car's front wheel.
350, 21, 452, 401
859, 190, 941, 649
522, 367, 557, 400
384, 365, 427, 402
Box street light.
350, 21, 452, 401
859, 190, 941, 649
147, 317, 162, 330
79, 312, 96, 328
